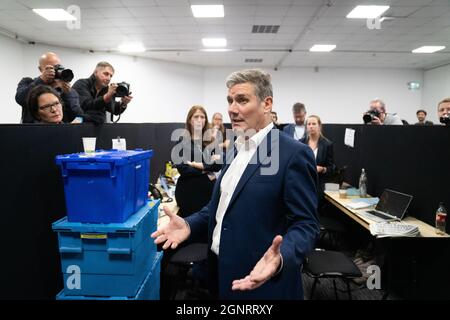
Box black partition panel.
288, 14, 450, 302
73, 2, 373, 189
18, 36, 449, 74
323, 124, 450, 225
0, 123, 449, 299
0, 123, 184, 299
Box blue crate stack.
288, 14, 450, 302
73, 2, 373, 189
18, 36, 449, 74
53, 149, 161, 300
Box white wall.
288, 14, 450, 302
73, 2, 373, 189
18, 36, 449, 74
204, 67, 424, 125
1, 35, 25, 123
1, 33, 204, 123
423, 64, 450, 123
0, 33, 428, 125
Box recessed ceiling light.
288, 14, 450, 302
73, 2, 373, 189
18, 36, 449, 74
32, 9, 76, 21
202, 38, 227, 47
118, 42, 146, 53
310, 44, 336, 52
191, 5, 224, 18
346, 5, 390, 19
412, 46, 446, 53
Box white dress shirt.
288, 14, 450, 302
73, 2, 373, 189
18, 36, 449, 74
211, 122, 274, 255
294, 125, 305, 140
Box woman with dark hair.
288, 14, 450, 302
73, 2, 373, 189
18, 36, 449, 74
27, 85, 64, 124
301, 115, 336, 201
175, 105, 222, 218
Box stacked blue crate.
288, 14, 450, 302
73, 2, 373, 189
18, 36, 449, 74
55, 149, 153, 223
52, 201, 160, 298
56, 252, 162, 300
53, 149, 161, 300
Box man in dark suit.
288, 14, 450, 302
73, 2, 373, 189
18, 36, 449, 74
152, 69, 319, 299
283, 102, 307, 140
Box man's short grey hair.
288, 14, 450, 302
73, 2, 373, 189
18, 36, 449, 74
95, 61, 115, 73
226, 69, 273, 101
371, 98, 386, 111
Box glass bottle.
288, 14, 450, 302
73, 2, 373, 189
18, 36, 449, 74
359, 168, 368, 197
436, 202, 447, 235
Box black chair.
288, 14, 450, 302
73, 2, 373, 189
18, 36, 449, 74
319, 216, 347, 249
164, 242, 208, 299
303, 250, 362, 300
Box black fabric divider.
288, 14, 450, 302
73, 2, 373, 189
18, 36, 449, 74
323, 124, 450, 225
0, 123, 449, 299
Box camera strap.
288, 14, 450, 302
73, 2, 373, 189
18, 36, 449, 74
109, 95, 121, 123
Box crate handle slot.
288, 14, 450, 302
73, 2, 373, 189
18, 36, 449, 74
61, 162, 117, 178
107, 248, 131, 255
59, 246, 82, 253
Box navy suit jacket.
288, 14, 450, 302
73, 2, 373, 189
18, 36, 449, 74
282, 123, 306, 140
185, 129, 319, 299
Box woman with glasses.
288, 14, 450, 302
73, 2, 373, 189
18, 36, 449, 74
27, 85, 64, 124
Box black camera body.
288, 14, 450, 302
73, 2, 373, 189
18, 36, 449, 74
53, 64, 74, 82
363, 109, 381, 124
440, 116, 450, 125
115, 82, 130, 97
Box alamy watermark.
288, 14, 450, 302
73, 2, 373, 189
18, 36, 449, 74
66, 5, 81, 30
366, 17, 382, 30
366, 264, 381, 290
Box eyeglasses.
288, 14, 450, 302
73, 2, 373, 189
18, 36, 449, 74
39, 101, 62, 112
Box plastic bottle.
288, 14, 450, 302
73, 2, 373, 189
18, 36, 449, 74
435, 202, 447, 235
359, 168, 368, 197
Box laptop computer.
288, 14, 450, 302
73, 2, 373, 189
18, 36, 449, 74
358, 189, 413, 222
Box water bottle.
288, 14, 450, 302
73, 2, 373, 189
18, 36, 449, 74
435, 202, 447, 235
359, 168, 368, 197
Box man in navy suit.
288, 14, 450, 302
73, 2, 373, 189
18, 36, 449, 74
152, 69, 319, 299
283, 102, 307, 140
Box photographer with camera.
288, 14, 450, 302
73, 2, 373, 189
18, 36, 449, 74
73, 61, 132, 124
437, 98, 450, 126
15, 52, 86, 123
363, 98, 403, 125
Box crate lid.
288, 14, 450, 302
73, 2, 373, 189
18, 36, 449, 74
52, 200, 159, 233
55, 149, 153, 166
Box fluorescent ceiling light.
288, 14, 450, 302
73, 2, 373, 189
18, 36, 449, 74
346, 5, 390, 19
202, 38, 227, 47
118, 42, 146, 53
412, 46, 446, 53
191, 5, 224, 18
32, 9, 76, 21
310, 44, 336, 52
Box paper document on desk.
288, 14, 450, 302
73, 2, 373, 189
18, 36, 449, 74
345, 197, 379, 210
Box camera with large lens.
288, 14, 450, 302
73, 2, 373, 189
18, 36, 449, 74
440, 115, 450, 125
53, 64, 74, 82
363, 109, 381, 124
115, 82, 130, 97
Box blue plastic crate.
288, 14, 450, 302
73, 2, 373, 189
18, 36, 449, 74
56, 252, 162, 300
56, 149, 153, 223
52, 201, 159, 297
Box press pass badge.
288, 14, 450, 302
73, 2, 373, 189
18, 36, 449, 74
112, 137, 126, 150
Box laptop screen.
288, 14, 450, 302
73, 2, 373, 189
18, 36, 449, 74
375, 189, 413, 219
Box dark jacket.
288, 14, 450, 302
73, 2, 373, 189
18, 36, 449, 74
185, 130, 319, 299
301, 136, 336, 198
72, 74, 127, 124
174, 138, 222, 218
15, 77, 85, 123
283, 123, 306, 140
414, 121, 434, 126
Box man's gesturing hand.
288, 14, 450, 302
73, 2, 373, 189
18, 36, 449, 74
231, 235, 283, 291
151, 206, 190, 250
